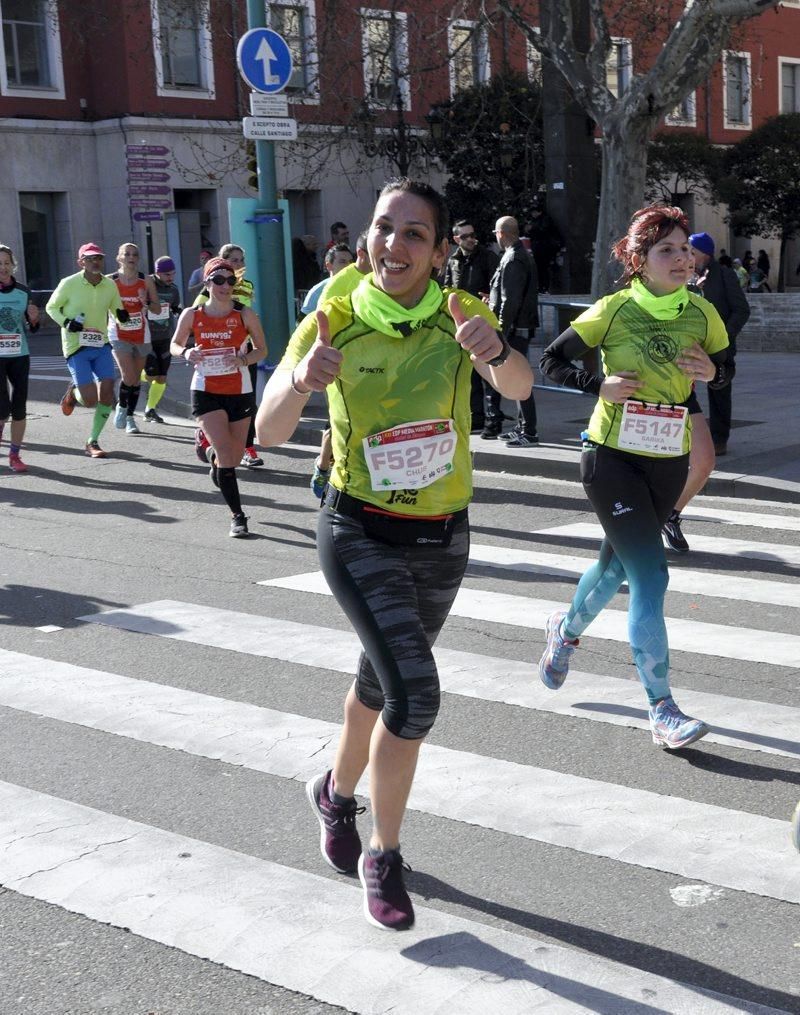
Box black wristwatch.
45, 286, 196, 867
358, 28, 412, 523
487, 338, 512, 368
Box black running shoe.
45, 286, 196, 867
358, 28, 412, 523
662, 510, 689, 553
229, 513, 249, 537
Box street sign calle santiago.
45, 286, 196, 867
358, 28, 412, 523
243, 116, 297, 141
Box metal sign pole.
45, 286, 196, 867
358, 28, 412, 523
243, 1, 292, 367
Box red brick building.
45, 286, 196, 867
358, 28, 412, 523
2, 0, 798, 294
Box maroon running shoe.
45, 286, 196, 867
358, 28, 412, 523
305, 770, 364, 874
358, 849, 414, 930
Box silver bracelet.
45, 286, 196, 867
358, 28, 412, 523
290, 369, 311, 398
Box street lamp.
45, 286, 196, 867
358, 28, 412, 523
356, 93, 448, 176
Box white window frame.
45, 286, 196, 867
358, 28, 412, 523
779, 56, 800, 114
360, 7, 409, 110
151, 0, 215, 100
0, 0, 65, 100
665, 91, 697, 127
448, 19, 489, 97
526, 28, 542, 85
722, 50, 751, 129
268, 0, 320, 104
606, 37, 632, 99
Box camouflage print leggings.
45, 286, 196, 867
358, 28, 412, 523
317, 506, 470, 740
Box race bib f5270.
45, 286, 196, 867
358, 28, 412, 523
362, 418, 457, 491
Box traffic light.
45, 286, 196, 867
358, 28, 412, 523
246, 140, 258, 191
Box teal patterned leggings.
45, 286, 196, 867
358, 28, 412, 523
563, 445, 689, 705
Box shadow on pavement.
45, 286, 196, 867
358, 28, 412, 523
0, 584, 126, 630
406, 873, 798, 1013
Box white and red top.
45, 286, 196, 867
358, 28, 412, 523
189, 305, 252, 395
108, 274, 150, 345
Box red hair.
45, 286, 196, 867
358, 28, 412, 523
612, 205, 690, 285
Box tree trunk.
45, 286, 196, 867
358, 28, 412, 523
591, 115, 654, 298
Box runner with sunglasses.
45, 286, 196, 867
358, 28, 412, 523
170, 257, 266, 537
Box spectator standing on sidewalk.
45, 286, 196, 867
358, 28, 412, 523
483, 215, 539, 446
443, 221, 499, 433
687, 232, 749, 457
187, 250, 213, 301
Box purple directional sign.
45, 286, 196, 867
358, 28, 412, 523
128, 171, 170, 182
127, 158, 170, 170
133, 211, 163, 222
129, 198, 172, 209
126, 144, 169, 155
128, 185, 171, 196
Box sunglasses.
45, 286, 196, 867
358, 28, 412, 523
208, 275, 237, 286
456, 232, 476, 240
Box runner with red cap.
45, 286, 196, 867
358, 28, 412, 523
46, 243, 129, 457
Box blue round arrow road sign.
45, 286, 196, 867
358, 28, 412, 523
237, 29, 293, 94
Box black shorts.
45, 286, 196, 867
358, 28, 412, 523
144, 340, 172, 378
191, 390, 255, 423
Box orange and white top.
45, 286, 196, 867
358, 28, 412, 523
189, 305, 252, 395
108, 274, 150, 345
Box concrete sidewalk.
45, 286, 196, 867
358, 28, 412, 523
156, 347, 800, 505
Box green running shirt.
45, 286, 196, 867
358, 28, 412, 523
572, 289, 729, 456
279, 288, 499, 515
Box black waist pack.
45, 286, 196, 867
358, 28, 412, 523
361, 506, 458, 548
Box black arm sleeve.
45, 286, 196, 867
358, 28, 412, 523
540, 327, 604, 395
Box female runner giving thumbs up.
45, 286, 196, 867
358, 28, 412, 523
256, 178, 532, 931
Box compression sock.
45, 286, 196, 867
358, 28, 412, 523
217, 466, 243, 515
126, 384, 141, 416
140, 369, 148, 383
90, 403, 112, 442
146, 381, 166, 409
10, 443, 20, 455
117, 383, 130, 409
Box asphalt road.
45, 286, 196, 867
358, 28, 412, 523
0, 375, 799, 1015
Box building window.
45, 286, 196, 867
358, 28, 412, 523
666, 91, 696, 126
0, 0, 64, 99
361, 8, 408, 108
780, 60, 800, 113
152, 0, 215, 98
723, 51, 751, 128
449, 20, 489, 96
269, 0, 319, 99
605, 39, 632, 98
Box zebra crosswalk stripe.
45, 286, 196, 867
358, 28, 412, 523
2, 645, 798, 904
0, 781, 780, 1015
260, 571, 800, 668
680, 505, 800, 532
468, 543, 800, 608
534, 523, 800, 570
80, 601, 800, 759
